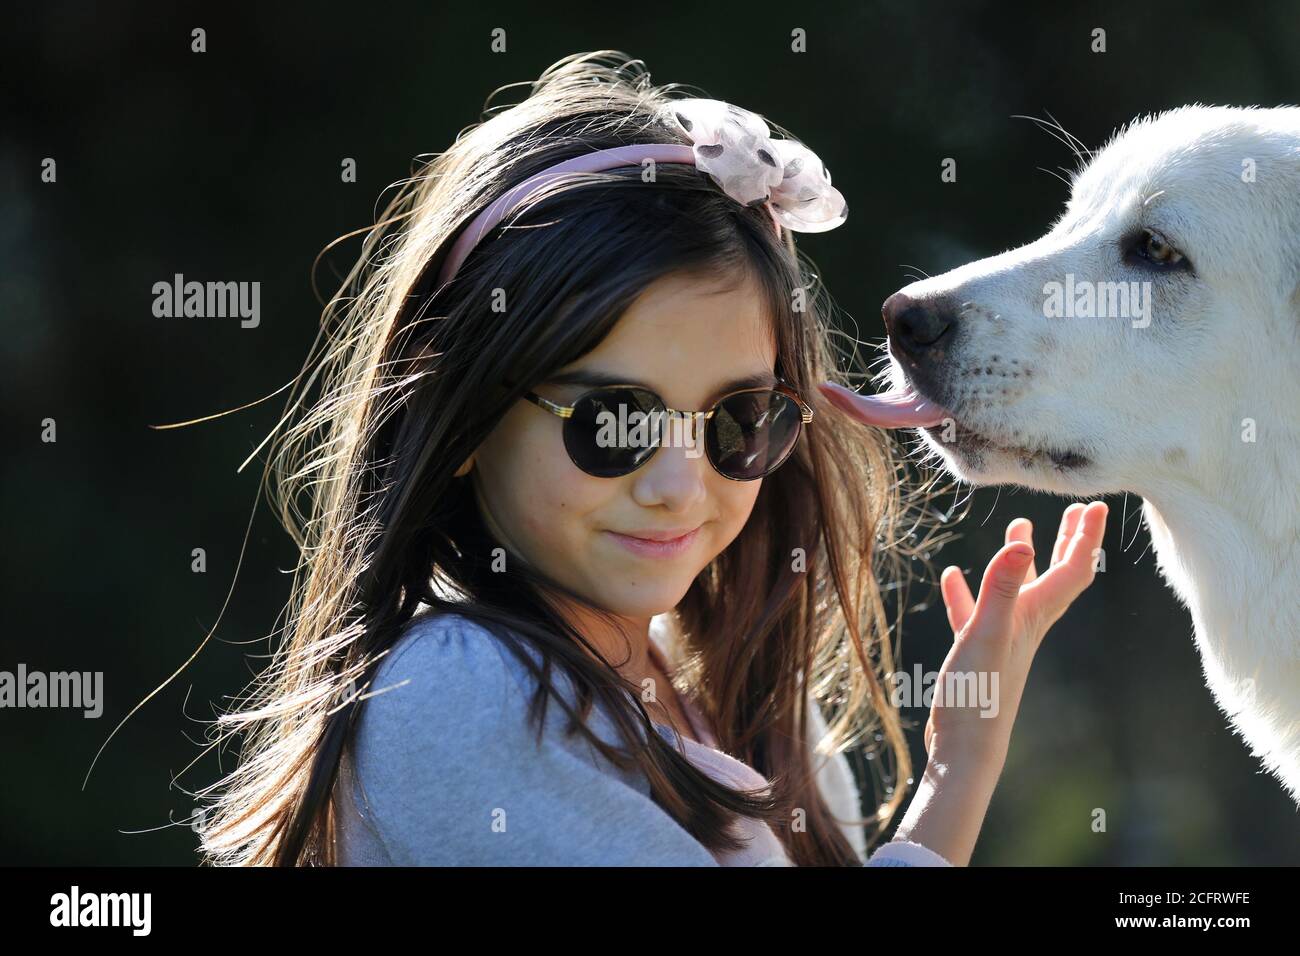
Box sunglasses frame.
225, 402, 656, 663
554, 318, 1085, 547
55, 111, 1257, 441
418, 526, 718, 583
516, 377, 814, 482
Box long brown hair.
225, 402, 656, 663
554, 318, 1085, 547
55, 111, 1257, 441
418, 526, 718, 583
195, 50, 943, 867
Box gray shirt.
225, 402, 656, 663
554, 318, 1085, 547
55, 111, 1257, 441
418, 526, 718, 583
333, 609, 951, 866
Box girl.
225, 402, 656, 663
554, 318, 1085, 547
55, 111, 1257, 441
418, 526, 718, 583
196, 50, 1107, 866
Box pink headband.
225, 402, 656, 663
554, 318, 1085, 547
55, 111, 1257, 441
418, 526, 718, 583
437, 144, 778, 286
435, 98, 848, 287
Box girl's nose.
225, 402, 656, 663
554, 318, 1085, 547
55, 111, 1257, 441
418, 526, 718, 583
628, 416, 709, 512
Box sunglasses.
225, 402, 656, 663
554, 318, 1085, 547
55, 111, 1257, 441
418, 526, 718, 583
512, 377, 814, 481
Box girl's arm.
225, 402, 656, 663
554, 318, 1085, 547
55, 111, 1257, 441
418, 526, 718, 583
884, 501, 1109, 866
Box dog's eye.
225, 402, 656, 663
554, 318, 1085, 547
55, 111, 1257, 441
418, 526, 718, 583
1128, 228, 1187, 268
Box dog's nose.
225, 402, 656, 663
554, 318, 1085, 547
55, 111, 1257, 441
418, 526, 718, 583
882, 291, 956, 362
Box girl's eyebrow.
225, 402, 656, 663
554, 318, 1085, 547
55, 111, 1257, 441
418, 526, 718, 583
544, 368, 779, 405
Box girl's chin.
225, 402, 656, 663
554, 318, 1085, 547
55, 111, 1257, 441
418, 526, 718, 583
589, 582, 695, 622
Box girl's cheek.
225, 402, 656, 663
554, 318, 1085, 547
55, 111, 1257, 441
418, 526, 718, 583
718, 482, 762, 543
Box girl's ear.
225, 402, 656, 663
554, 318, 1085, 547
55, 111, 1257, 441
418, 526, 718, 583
453, 453, 475, 478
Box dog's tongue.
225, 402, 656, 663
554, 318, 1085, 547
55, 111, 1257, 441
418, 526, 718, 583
817, 381, 950, 428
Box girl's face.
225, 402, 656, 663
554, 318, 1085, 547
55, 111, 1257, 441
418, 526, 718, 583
462, 269, 779, 625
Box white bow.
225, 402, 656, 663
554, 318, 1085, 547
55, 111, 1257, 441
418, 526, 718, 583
660, 98, 848, 234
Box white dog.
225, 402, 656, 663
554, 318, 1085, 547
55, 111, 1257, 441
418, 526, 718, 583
828, 106, 1300, 802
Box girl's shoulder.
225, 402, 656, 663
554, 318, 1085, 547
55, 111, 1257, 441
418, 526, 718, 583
338, 607, 718, 865
358, 604, 673, 786
373, 608, 535, 702
363, 608, 598, 752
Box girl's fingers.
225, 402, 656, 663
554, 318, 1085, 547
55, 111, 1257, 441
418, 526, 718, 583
965, 542, 1035, 643
1004, 518, 1038, 583
1052, 503, 1087, 565
1025, 501, 1109, 621
940, 565, 975, 634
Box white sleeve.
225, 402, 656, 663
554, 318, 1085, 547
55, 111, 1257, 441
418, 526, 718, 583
864, 839, 955, 866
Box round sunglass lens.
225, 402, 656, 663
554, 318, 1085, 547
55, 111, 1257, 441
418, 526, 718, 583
564, 387, 666, 477
706, 391, 803, 480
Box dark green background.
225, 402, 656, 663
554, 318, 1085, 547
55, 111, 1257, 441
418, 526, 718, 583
4, 1, 1297, 864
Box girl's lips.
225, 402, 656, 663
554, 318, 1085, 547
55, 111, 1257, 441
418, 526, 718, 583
605, 526, 701, 558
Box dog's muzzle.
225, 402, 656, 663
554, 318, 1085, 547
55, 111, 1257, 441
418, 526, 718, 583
882, 291, 959, 398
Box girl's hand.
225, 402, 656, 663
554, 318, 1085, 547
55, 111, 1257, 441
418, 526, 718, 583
886, 501, 1108, 865
924, 500, 1109, 767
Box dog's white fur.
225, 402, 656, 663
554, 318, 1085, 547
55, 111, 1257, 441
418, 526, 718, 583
887, 106, 1300, 801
